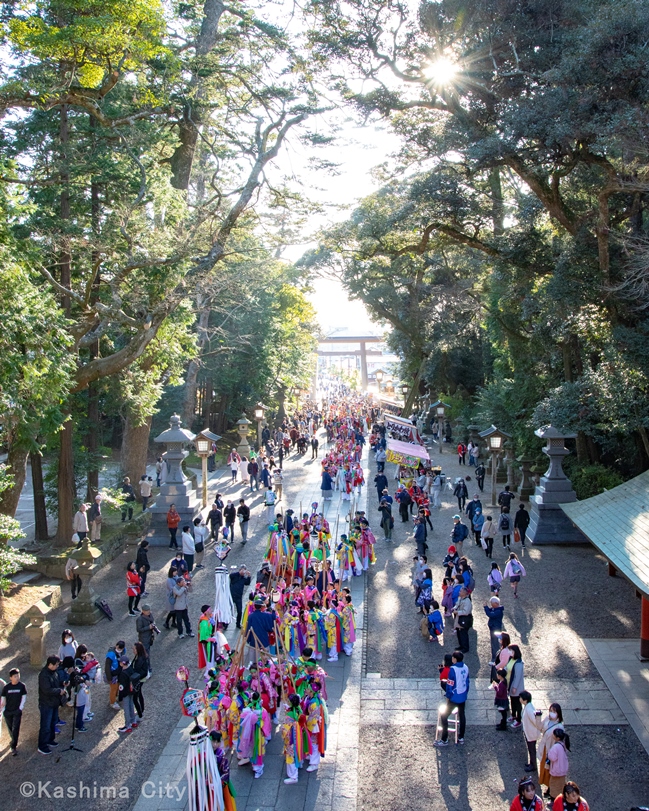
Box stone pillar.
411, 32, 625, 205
26, 601, 50, 666
67, 538, 103, 625
517, 457, 534, 500
527, 425, 588, 545
360, 342, 368, 390
236, 414, 252, 456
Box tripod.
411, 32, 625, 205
63, 687, 83, 754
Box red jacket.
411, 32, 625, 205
510, 796, 543, 811
167, 510, 180, 529
552, 798, 589, 811
126, 570, 141, 597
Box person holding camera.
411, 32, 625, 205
139, 474, 153, 511
37, 655, 67, 755
136, 604, 157, 674
453, 586, 473, 653
117, 656, 137, 733
172, 577, 194, 639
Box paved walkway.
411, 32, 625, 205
361, 674, 628, 727
131, 431, 368, 811
584, 638, 649, 752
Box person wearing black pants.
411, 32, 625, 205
1, 669, 27, 755
37, 656, 66, 755
229, 565, 251, 629
514, 504, 530, 548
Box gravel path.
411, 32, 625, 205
365, 449, 640, 681
358, 724, 649, 811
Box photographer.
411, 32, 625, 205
38, 655, 67, 755
61, 656, 89, 732
229, 565, 251, 630
136, 604, 157, 674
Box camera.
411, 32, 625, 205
151, 624, 161, 636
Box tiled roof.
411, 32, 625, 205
562, 470, 649, 597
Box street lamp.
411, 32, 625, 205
253, 402, 267, 450
479, 425, 512, 506
430, 400, 450, 454
375, 368, 384, 394
195, 428, 221, 508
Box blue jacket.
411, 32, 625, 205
451, 522, 469, 544
428, 609, 444, 636
466, 499, 483, 521
445, 663, 470, 703
321, 471, 333, 491
483, 605, 505, 630
414, 523, 426, 544
472, 512, 485, 533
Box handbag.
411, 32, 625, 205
514, 528, 521, 543
195, 541, 204, 553
458, 614, 473, 629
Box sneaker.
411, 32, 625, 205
141, 591, 149, 597
128, 611, 137, 617
507, 716, 515, 723
12, 749, 18, 756
237, 758, 250, 766
510, 720, 522, 729
38, 748, 52, 755
457, 738, 465, 745
85, 712, 95, 719
178, 634, 185, 639
111, 703, 120, 710
524, 764, 535, 772
433, 739, 449, 747
56, 719, 67, 725
188, 632, 195, 637
77, 727, 88, 732
131, 721, 139, 728
284, 778, 298, 784
117, 726, 132, 734
49, 741, 59, 747
306, 765, 319, 772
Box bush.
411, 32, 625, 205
569, 463, 624, 501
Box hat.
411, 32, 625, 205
254, 597, 265, 606
490, 596, 501, 606
448, 545, 456, 553
119, 656, 130, 665
453, 514, 460, 520
95, 494, 102, 501
261, 561, 271, 570
141, 603, 151, 611
201, 604, 211, 613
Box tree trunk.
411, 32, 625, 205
56, 420, 76, 543
276, 387, 287, 427
575, 430, 589, 464
121, 415, 153, 489
86, 152, 101, 501
182, 302, 210, 429
30, 451, 49, 540
489, 167, 505, 236
0, 444, 29, 518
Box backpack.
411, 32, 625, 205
465, 572, 475, 593
511, 560, 521, 575
500, 514, 510, 531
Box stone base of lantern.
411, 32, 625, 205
146, 479, 200, 546
527, 476, 588, 544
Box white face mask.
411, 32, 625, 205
65, 636, 72, 644
549, 711, 558, 720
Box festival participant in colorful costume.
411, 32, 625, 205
302, 680, 328, 773
341, 594, 357, 656
198, 605, 216, 672
282, 694, 308, 785
237, 691, 271, 777
210, 730, 238, 811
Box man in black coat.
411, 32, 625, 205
207, 502, 223, 541
374, 472, 388, 503
38, 656, 66, 755
229, 565, 251, 629
514, 503, 530, 547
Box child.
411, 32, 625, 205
504, 553, 527, 598
441, 577, 454, 617
492, 668, 509, 730
427, 600, 444, 643
1, 668, 27, 755
488, 562, 503, 594
438, 653, 453, 695
210, 730, 237, 810
281, 694, 306, 785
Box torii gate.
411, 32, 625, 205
317, 335, 383, 388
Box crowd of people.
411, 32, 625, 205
391, 442, 588, 810
0, 381, 601, 811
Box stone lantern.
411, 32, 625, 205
67, 537, 103, 625
527, 425, 587, 544
517, 456, 535, 500
26, 600, 50, 666
479, 425, 512, 506
147, 413, 199, 545
236, 413, 252, 456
